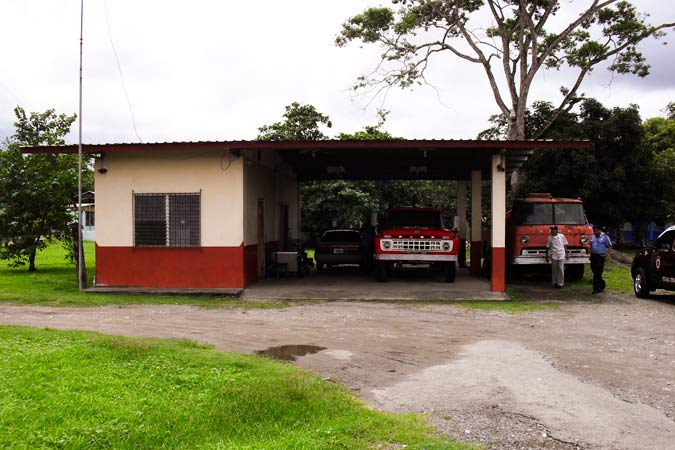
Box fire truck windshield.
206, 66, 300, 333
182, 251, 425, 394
513, 203, 586, 225
386, 210, 443, 228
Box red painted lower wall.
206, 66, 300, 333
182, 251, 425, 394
491, 247, 506, 292
96, 245, 247, 289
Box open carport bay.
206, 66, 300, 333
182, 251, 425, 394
242, 266, 507, 301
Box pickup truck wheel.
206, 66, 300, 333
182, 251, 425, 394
444, 262, 456, 283
633, 267, 650, 298
375, 261, 388, 282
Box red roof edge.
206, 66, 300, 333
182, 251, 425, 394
21, 139, 591, 154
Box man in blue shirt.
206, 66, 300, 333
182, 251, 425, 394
590, 225, 612, 294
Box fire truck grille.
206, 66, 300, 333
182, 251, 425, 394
521, 248, 588, 256
391, 240, 444, 251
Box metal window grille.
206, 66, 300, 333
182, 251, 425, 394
134, 192, 200, 247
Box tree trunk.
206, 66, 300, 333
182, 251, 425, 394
28, 248, 36, 272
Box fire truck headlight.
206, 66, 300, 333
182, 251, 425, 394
520, 235, 529, 245
442, 242, 451, 251
382, 240, 392, 250
580, 235, 588, 244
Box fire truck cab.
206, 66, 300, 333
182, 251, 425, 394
506, 193, 592, 280
374, 207, 459, 283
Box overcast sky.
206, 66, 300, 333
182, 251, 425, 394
1, 0, 674, 145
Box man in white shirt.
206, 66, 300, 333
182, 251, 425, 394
546, 225, 568, 288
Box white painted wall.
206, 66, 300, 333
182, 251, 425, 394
243, 150, 299, 247
94, 150, 244, 247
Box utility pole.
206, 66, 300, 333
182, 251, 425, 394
77, 0, 86, 291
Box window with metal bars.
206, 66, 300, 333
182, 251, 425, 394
134, 192, 201, 247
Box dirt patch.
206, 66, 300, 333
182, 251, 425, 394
1, 292, 674, 450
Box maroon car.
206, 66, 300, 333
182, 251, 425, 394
315, 229, 363, 272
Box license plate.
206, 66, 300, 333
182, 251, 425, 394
333, 248, 344, 254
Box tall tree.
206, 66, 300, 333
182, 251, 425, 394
337, 1, 674, 139
257, 102, 332, 141
257, 104, 458, 240
0, 107, 78, 271
642, 107, 675, 222
487, 99, 671, 235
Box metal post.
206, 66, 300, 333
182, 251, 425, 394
77, 0, 85, 291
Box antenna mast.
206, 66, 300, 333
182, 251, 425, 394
77, 0, 84, 291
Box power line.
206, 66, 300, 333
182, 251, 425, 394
102, 0, 143, 143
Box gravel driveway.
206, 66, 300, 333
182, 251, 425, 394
1, 291, 674, 450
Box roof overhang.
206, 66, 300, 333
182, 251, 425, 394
22, 139, 590, 181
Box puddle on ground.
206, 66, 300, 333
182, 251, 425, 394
255, 344, 327, 362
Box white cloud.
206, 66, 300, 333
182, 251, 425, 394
0, 0, 673, 144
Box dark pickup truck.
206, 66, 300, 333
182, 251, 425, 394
632, 225, 675, 297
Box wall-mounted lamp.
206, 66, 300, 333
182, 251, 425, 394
409, 165, 428, 175
497, 149, 506, 172
326, 165, 346, 176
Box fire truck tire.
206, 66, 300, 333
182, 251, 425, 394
375, 261, 388, 282
444, 262, 456, 283
566, 264, 584, 281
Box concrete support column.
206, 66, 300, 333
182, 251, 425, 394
491, 153, 506, 292
470, 170, 482, 276
456, 180, 467, 268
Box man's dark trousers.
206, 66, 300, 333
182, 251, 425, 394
590, 253, 606, 292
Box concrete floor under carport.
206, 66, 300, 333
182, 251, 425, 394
241, 266, 507, 301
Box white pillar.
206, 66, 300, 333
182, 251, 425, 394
456, 180, 467, 268
456, 181, 467, 239
491, 153, 506, 292
471, 171, 482, 243
470, 170, 482, 276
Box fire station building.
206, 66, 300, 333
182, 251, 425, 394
24, 139, 586, 293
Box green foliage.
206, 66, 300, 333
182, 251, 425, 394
0, 107, 82, 271
257, 105, 458, 241
337, 1, 674, 139
642, 113, 675, 221
257, 102, 332, 141
482, 98, 674, 231
0, 326, 473, 449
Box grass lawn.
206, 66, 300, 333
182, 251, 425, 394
457, 299, 561, 314
505, 258, 634, 301
0, 326, 473, 450
0, 241, 298, 308
561, 259, 633, 295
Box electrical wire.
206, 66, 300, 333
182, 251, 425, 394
102, 0, 143, 143
0, 79, 25, 109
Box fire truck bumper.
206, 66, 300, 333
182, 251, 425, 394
512, 256, 589, 265
375, 254, 457, 262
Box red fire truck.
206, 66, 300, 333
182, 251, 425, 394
506, 193, 592, 280
374, 207, 459, 282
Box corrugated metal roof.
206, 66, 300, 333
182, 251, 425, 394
20, 139, 590, 180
